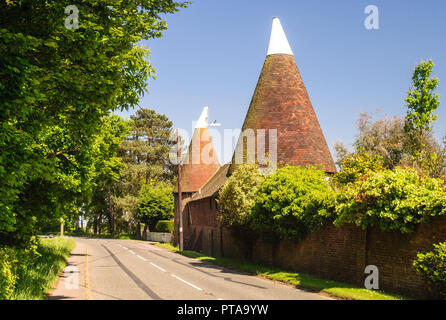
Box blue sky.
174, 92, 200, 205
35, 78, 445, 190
119, 0, 446, 164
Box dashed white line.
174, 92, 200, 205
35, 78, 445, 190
129, 250, 135, 255
171, 274, 203, 291
122, 247, 128, 250
150, 262, 167, 272
137, 255, 147, 261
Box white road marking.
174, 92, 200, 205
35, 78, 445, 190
171, 274, 203, 291
217, 298, 223, 300
150, 262, 167, 272
129, 250, 135, 255
137, 255, 147, 261
122, 247, 128, 250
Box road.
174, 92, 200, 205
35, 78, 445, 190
50, 237, 331, 300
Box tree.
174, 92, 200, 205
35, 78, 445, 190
83, 114, 130, 235
0, 1, 187, 246
334, 112, 445, 178
217, 164, 264, 228
404, 59, 443, 174
137, 182, 174, 233
114, 108, 176, 235
405, 59, 441, 142
119, 108, 177, 184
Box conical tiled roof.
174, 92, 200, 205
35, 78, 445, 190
177, 107, 221, 193
229, 18, 336, 174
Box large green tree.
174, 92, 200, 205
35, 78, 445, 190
114, 108, 176, 235
0, 0, 187, 246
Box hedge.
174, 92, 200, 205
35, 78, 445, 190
155, 220, 174, 233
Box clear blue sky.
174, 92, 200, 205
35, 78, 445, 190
119, 0, 446, 164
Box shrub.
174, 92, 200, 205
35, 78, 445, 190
217, 164, 264, 227
0, 247, 18, 300
155, 220, 174, 233
331, 150, 384, 187
250, 166, 335, 241
413, 242, 446, 297
137, 182, 174, 231
334, 168, 446, 233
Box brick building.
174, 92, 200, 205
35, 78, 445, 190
173, 106, 220, 245
171, 18, 446, 298
176, 17, 336, 248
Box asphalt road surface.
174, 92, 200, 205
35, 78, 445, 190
50, 237, 331, 300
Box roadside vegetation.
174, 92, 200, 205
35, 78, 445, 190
0, 237, 75, 300
0, 2, 186, 298
157, 243, 407, 300
215, 59, 446, 298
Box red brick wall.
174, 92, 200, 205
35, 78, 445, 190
184, 198, 446, 298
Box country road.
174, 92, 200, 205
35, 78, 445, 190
49, 237, 331, 300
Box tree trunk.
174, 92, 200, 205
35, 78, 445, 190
107, 186, 115, 234
142, 224, 148, 241
98, 213, 103, 235
93, 215, 98, 235
136, 221, 141, 239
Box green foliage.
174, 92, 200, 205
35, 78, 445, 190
413, 242, 446, 297
334, 60, 445, 178
405, 59, 440, 133
0, 247, 18, 299
334, 168, 446, 233
250, 166, 335, 241
404, 59, 443, 174
112, 108, 177, 235
155, 220, 174, 233
0, 1, 187, 246
11, 237, 75, 300
137, 182, 174, 231
217, 164, 264, 227
331, 149, 384, 187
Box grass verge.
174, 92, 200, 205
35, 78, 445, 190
10, 237, 75, 300
157, 243, 408, 300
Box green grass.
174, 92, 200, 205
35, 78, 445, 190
10, 237, 75, 300
157, 243, 408, 300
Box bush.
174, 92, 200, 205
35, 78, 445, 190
334, 167, 446, 233
155, 220, 174, 233
331, 150, 384, 187
250, 166, 335, 241
217, 164, 264, 227
0, 247, 18, 300
137, 182, 174, 231
413, 242, 446, 297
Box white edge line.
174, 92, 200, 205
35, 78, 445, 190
171, 274, 203, 291
150, 262, 166, 273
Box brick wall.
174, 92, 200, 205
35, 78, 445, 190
184, 198, 446, 298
